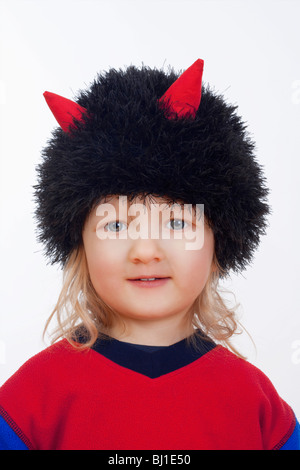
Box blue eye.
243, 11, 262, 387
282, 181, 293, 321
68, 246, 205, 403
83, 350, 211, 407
167, 219, 186, 230
105, 221, 127, 232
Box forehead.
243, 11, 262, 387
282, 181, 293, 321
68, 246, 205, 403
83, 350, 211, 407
85, 195, 206, 232
98, 194, 199, 214
100, 194, 178, 206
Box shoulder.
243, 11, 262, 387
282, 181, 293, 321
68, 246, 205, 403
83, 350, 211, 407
0, 340, 74, 450
0, 339, 94, 402
0, 339, 99, 450
203, 346, 298, 449
1, 340, 76, 383
206, 345, 281, 387
205, 345, 289, 403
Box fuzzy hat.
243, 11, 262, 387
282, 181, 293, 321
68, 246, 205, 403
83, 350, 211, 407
34, 59, 270, 277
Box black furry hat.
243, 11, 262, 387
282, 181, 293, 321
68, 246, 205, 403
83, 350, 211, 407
34, 59, 270, 277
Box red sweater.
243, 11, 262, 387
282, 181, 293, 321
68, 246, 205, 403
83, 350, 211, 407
0, 337, 298, 450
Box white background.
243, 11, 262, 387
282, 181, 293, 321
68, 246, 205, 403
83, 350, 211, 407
0, 0, 299, 417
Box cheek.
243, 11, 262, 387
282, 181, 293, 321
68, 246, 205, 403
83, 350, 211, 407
84, 238, 125, 291
180, 252, 211, 294
169, 234, 214, 295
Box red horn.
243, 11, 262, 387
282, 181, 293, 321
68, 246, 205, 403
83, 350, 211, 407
43, 91, 87, 132
158, 58, 204, 119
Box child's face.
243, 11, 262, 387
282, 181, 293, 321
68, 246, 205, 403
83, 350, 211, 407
82, 195, 215, 331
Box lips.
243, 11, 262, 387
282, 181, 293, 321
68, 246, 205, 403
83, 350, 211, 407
127, 277, 170, 288
128, 276, 170, 281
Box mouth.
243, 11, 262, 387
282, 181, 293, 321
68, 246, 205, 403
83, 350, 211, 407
127, 277, 171, 288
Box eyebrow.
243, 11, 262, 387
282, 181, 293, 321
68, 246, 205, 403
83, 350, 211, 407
93, 193, 205, 224
94, 203, 204, 226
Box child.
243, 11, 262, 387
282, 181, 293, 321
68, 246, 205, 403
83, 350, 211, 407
0, 59, 299, 450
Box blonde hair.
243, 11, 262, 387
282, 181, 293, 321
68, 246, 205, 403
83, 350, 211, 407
43, 243, 247, 359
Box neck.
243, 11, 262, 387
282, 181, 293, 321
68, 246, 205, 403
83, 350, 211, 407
108, 311, 195, 347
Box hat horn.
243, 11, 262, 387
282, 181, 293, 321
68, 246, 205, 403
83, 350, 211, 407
158, 58, 204, 119
44, 59, 203, 131
43, 91, 87, 132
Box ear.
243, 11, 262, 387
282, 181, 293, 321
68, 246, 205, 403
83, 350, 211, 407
43, 91, 87, 132
158, 59, 204, 119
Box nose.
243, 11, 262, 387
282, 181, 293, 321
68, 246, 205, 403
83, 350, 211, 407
128, 237, 165, 264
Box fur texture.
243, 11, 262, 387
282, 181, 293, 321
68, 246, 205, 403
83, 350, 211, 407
34, 64, 270, 276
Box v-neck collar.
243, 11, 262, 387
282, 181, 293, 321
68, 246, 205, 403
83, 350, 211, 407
90, 331, 217, 378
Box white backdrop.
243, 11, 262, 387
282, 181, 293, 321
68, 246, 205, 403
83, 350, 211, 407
0, 0, 299, 417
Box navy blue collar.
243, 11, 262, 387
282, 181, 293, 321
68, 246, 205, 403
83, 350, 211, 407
90, 332, 216, 378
